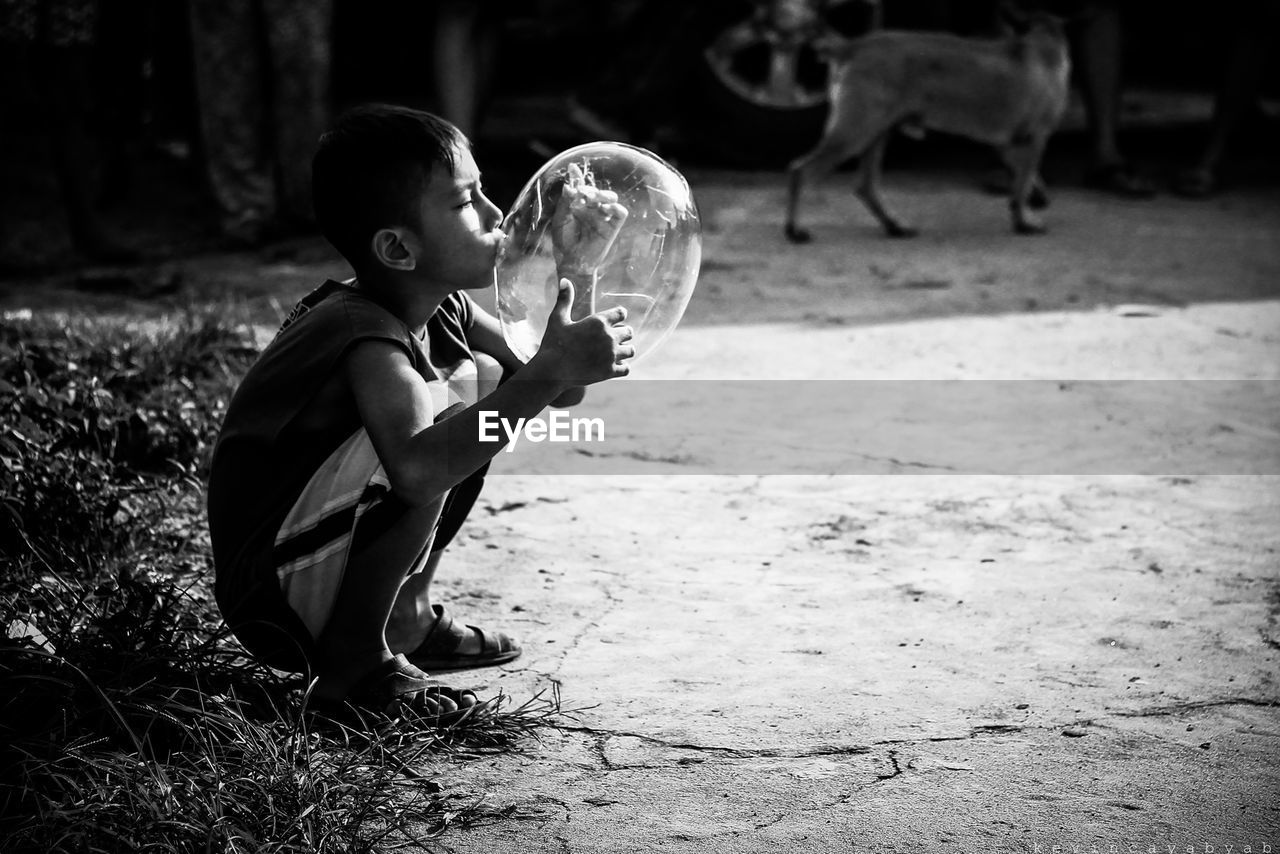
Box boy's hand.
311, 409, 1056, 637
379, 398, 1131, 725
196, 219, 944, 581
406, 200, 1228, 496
549, 162, 629, 275
531, 278, 633, 390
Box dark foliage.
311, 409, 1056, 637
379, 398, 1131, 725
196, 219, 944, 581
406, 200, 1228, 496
0, 312, 569, 853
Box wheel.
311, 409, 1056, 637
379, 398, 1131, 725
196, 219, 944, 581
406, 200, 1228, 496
695, 0, 872, 166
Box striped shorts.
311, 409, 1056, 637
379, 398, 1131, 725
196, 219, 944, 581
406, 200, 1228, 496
220, 428, 486, 674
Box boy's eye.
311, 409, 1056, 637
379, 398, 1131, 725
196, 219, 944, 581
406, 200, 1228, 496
456, 196, 474, 209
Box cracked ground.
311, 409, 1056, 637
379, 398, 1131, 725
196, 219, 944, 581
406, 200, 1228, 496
0, 70, 1276, 851
398, 173, 1280, 854
13, 162, 1270, 851
426, 474, 1278, 852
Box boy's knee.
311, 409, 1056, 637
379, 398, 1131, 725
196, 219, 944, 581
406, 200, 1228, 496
475, 350, 505, 398
351, 491, 446, 554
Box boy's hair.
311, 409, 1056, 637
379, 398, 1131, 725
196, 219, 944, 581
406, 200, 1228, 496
312, 104, 465, 268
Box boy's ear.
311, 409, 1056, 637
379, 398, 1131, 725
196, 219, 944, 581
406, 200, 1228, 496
371, 228, 417, 272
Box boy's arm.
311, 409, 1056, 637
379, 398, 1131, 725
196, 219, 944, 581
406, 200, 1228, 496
470, 301, 587, 408
351, 280, 629, 506
347, 342, 558, 504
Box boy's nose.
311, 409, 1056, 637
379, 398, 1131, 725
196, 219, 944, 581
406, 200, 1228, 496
481, 196, 503, 229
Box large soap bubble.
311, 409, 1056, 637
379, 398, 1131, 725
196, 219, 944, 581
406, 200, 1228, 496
494, 142, 701, 364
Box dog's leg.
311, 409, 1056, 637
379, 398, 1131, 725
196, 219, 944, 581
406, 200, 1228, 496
786, 142, 857, 244
855, 131, 916, 238
1003, 136, 1049, 235
1029, 173, 1050, 210
785, 160, 813, 243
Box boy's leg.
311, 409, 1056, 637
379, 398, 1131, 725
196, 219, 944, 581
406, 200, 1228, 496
312, 495, 444, 700
386, 351, 520, 665
386, 548, 450, 654
271, 427, 472, 709
287, 352, 515, 693
386, 464, 521, 669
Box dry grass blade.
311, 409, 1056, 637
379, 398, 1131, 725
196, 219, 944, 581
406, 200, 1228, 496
422, 682, 599, 754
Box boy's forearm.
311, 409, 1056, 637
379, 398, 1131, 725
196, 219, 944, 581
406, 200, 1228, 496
402, 358, 564, 503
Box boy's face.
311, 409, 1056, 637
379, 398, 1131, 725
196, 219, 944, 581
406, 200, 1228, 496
404, 144, 504, 292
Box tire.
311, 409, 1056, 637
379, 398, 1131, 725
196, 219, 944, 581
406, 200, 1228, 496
693, 0, 870, 167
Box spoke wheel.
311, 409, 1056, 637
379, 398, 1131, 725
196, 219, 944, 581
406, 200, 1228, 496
703, 18, 829, 111
694, 0, 869, 166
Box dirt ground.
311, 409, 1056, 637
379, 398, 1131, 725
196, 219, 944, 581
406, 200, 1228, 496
416, 174, 1280, 852
3, 139, 1279, 850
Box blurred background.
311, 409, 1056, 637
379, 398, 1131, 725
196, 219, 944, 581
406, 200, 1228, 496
1, 0, 1277, 277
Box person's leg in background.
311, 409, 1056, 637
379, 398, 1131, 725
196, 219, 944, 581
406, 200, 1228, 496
9, 0, 138, 261
39, 42, 139, 260
1174, 0, 1279, 197
262, 0, 334, 229
431, 0, 502, 140
1071, 0, 1155, 197
92, 0, 148, 212
187, 0, 275, 244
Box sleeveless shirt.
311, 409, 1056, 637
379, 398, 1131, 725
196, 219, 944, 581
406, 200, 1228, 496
207, 280, 477, 580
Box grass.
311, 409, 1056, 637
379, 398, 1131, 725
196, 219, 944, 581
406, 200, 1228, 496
0, 309, 573, 853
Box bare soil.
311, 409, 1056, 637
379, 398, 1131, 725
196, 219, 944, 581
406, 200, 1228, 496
3, 144, 1278, 852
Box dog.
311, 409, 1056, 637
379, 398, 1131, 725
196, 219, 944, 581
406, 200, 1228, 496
785, 13, 1071, 241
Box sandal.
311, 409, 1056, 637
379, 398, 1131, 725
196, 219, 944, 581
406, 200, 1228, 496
307, 654, 486, 725
1082, 162, 1156, 198
407, 604, 522, 672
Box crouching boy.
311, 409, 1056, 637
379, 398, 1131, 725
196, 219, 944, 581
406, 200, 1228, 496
207, 104, 633, 717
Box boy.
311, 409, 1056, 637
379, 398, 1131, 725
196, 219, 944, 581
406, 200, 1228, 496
207, 104, 633, 717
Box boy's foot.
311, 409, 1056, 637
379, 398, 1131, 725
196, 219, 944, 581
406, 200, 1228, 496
407, 604, 522, 672
309, 654, 484, 723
